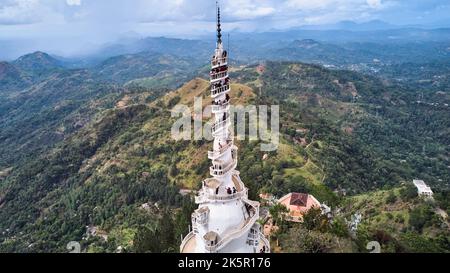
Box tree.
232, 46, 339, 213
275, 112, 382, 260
409, 204, 434, 232
399, 232, 445, 253
283, 226, 336, 253
174, 198, 196, 246
133, 226, 162, 253
330, 217, 349, 238
400, 185, 417, 201
386, 191, 397, 204
302, 207, 329, 232
169, 164, 179, 177
269, 203, 289, 226
159, 210, 176, 252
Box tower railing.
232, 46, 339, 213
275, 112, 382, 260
259, 233, 270, 253
211, 84, 230, 97
210, 71, 228, 82
211, 117, 231, 135
211, 101, 230, 113
195, 188, 248, 204
212, 57, 228, 68
247, 232, 258, 240
180, 231, 195, 253
208, 141, 233, 160
210, 157, 237, 177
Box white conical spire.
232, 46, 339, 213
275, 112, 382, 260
180, 2, 270, 254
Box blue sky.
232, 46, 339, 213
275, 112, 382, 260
0, 0, 449, 56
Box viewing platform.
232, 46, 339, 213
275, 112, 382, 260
195, 173, 246, 204
209, 147, 237, 177
181, 222, 270, 253
195, 188, 248, 204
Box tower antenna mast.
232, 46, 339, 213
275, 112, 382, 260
216, 1, 222, 46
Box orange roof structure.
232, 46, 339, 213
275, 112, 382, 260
278, 193, 321, 222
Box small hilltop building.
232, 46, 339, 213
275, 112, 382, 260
413, 179, 434, 198
278, 193, 322, 222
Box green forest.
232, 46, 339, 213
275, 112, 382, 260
0, 49, 448, 253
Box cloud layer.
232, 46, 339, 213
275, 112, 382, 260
0, 0, 449, 57
1, 0, 449, 27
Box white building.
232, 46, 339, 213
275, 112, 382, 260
180, 5, 270, 253
413, 179, 433, 198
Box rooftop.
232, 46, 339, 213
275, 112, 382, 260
278, 193, 322, 222
289, 193, 308, 206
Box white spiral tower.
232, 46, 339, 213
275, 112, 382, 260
180, 3, 270, 253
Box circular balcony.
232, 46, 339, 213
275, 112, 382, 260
210, 157, 237, 177
195, 188, 248, 204
195, 174, 247, 204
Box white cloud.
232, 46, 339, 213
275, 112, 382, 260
232, 6, 275, 19
0, 0, 40, 24
0, 0, 448, 43
0, 0, 67, 25
367, 0, 382, 9
66, 0, 81, 6
222, 0, 276, 20
0, 0, 420, 28
286, 0, 334, 10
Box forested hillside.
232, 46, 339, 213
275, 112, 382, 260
0, 48, 448, 252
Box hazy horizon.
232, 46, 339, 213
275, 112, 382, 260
1, 0, 450, 60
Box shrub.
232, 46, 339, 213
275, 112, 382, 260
386, 192, 397, 204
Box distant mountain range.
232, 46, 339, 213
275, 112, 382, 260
2, 26, 450, 62
299, 20, 399, 31
2, 38, 450, 98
